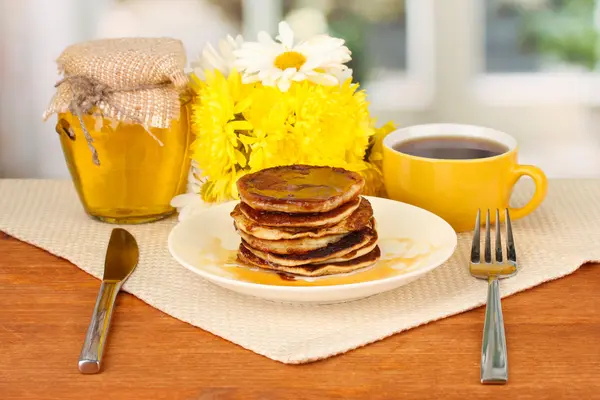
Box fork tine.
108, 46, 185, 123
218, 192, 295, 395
484, 209, 492, 263
470, 209, 481, 263
505, 209, 517, 263
495, 209, 503, 263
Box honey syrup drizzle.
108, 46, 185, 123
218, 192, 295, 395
197, 237, 439, 287
245, 167, 355, 201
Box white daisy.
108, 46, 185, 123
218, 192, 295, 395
191, 34, 244, 80
234, 21, 352, 92
170, 192, 210, 221
185, 161, 203, 194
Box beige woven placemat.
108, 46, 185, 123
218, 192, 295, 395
0, 179, 599, 364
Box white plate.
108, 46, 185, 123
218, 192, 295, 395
168, 196, 457, 304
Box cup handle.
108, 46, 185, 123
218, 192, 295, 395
508, 165, 548, 220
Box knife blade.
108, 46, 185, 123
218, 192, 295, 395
78, 228, 139, 374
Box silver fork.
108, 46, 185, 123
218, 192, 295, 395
470, 209, 518, 384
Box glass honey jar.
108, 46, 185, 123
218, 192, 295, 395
45, 37, 192, 224
55, 105, 191, 224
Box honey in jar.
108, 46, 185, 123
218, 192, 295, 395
44, 38, 192, 224
56, 106, 191, 223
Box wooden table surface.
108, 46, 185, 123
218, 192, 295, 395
1, 233, 599, 400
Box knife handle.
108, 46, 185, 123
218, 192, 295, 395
78, 282, 121, 374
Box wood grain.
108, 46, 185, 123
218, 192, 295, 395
0, 235, 598, 400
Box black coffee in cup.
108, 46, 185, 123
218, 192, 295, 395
392, 136, 509, 160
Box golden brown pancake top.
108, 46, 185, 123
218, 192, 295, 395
237, 165, 364, 213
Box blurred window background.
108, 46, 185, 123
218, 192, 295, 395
1, 0, 599, 179
485, 0, 595, 72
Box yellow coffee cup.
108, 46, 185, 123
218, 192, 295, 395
382, 123, 547, 232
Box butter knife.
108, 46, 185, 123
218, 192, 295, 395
78, 228, 139, 374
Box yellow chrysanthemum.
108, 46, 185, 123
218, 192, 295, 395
189, 69, 395, 202
365, 121, 397, 197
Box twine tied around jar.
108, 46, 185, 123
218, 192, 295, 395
44, 37, 189, 166
54, 75, 171, 166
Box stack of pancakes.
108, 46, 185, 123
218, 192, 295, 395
231, 165, 381, 277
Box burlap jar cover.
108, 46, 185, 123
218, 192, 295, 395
43, 37, 189, 165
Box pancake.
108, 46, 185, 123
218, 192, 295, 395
236, 228, 347, 255
312, 231, 378, 263
241, 227, 375, 267
239, 196, 360, 228
237, 165, 365, 213
235, 218, 375, 255
237, 244, 381, 277
231, 197, 374, 240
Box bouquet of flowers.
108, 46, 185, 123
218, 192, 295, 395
172, 21, 395, 219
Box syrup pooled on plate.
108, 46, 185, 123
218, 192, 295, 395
198, 237, 434, 287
